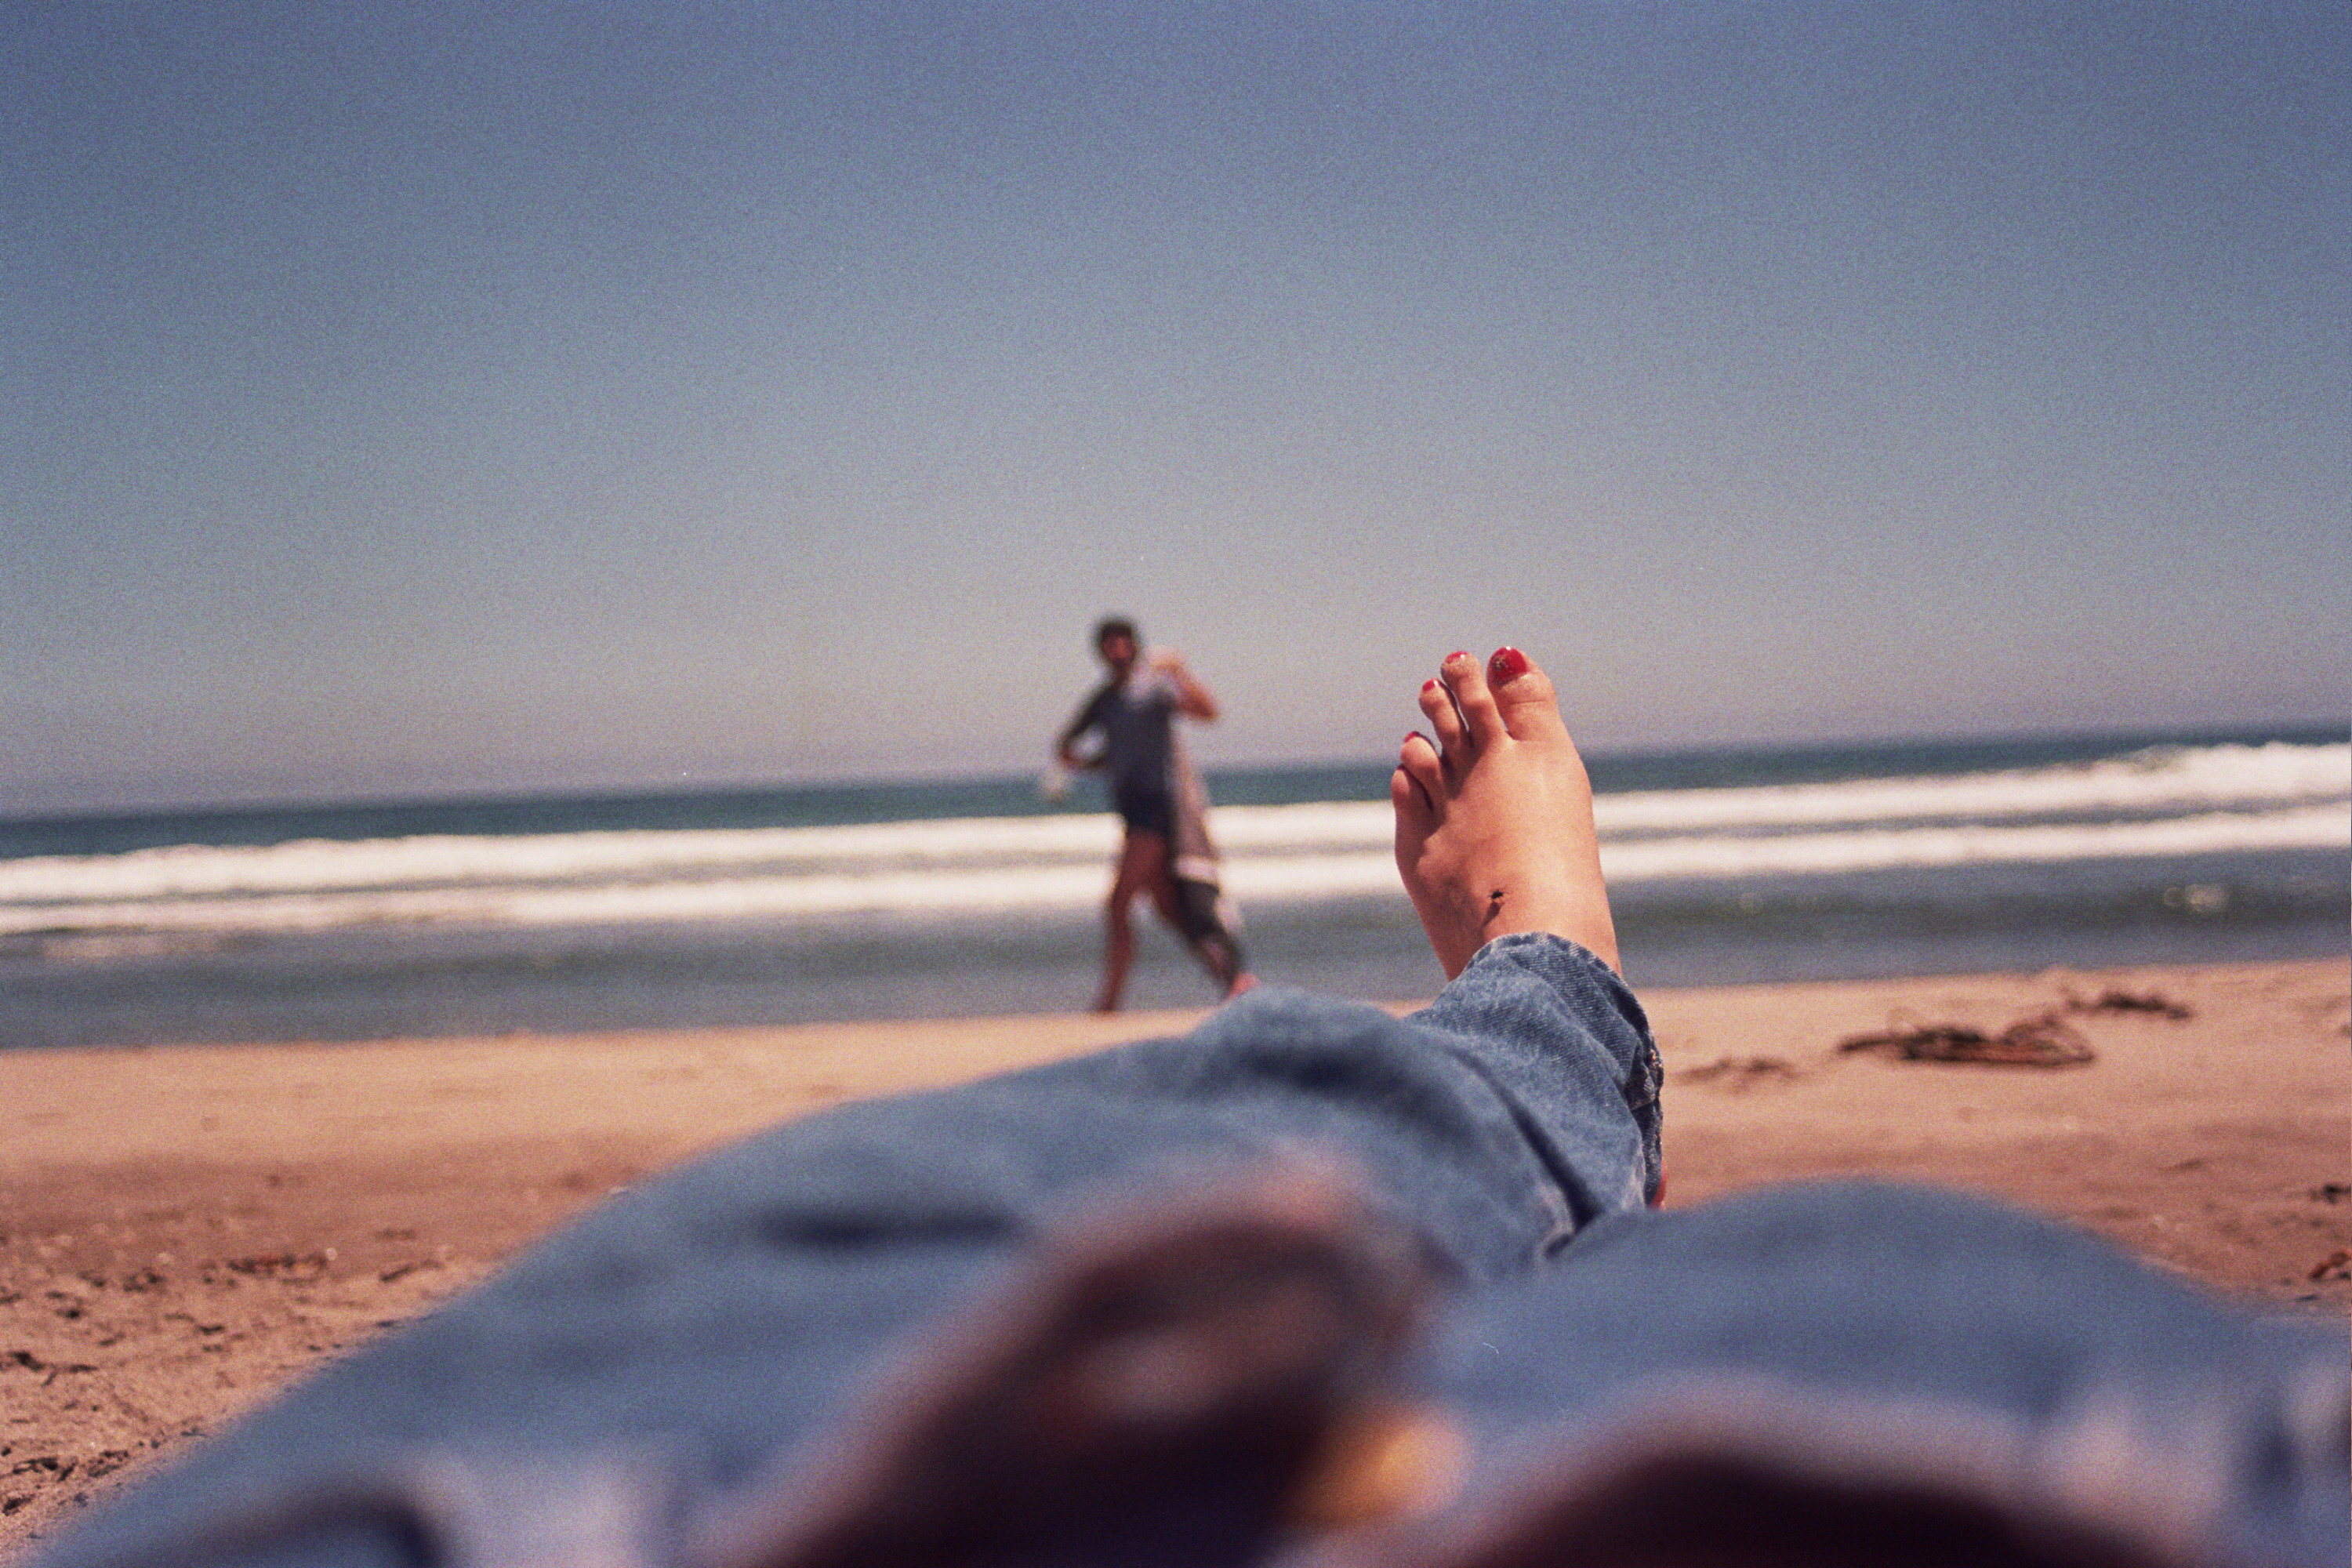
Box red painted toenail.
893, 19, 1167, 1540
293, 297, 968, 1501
1490, 647, 1530, 682
1421, 678, 1440, 693
1445, 650, 1472, 665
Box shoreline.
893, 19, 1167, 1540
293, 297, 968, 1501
5, 956, 2347, 1552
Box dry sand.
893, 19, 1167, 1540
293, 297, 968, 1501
5, 957, 2347, 1552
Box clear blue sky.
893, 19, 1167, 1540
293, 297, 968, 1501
6, 2, 2345, 813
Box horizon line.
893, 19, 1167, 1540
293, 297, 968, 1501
5, 716, 2347, 829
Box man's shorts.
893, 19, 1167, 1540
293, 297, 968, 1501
1112, 784, 1178, 839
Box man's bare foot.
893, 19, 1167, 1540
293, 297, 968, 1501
1391, 648, 1620, 979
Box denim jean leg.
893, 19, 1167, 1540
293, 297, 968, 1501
1403, 932, 1664, 1240
1419, 1181, 2352, 1568
28, 935, 1659, 1568
1025, 930, 1662, 1279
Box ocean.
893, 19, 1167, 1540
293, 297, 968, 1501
2, 726, 2344, 1051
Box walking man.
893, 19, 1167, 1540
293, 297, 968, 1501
1056, 615, 1252, 1010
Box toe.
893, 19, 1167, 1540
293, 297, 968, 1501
1446, 652, 1507, 747
1418, 677, 1467, 768
1390, 763, 1433, 833
1485, 647, 1568, 742
1395, 731, 1444, 814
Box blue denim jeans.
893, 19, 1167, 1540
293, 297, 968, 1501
31, 935, 2346, 1568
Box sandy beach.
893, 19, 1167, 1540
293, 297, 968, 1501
4, 956, 2346, 1552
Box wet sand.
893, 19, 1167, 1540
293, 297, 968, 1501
4, 957, 2347, 1552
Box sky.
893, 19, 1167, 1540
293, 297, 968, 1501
5, 2, 2346, 814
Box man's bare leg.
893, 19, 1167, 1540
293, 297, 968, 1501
1181, 922, 1254, 1000
1149, 875, 1258, 1000
1094, 829, 1169, 1012
1391, 647, 1620, 978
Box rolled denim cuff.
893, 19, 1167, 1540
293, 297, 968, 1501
1411, 931, 1664, 1233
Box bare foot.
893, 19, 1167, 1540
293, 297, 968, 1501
1390, 648, 1619, 979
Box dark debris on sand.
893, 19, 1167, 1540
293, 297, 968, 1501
2063, 986, 2196, 1021
1836, 1011, 2094, 1069
1677, 1056, 1802, 1090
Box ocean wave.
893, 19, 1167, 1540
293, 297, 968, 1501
5, 803, 2341, 940
3, 741, 2341, 910
1234, 804, 2351, 897
0, 815, 1127, 903
1593, 740, 2348, 833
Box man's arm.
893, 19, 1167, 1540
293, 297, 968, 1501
1149, 651, 1218, 722
1056, 687, 1110, 770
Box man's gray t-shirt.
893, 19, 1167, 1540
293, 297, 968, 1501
1074, 671, 1180, 800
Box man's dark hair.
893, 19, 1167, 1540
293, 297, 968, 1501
1094, 615, 1139, 648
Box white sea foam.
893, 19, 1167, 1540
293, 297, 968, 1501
0, 815, 1129, 904
1592, 741, 2350, 833
5, 742, 2343, 913
3, 801, 2341, 939
1178, 804, 2352, 899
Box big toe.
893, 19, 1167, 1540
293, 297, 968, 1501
1486, 647, 1569, 742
